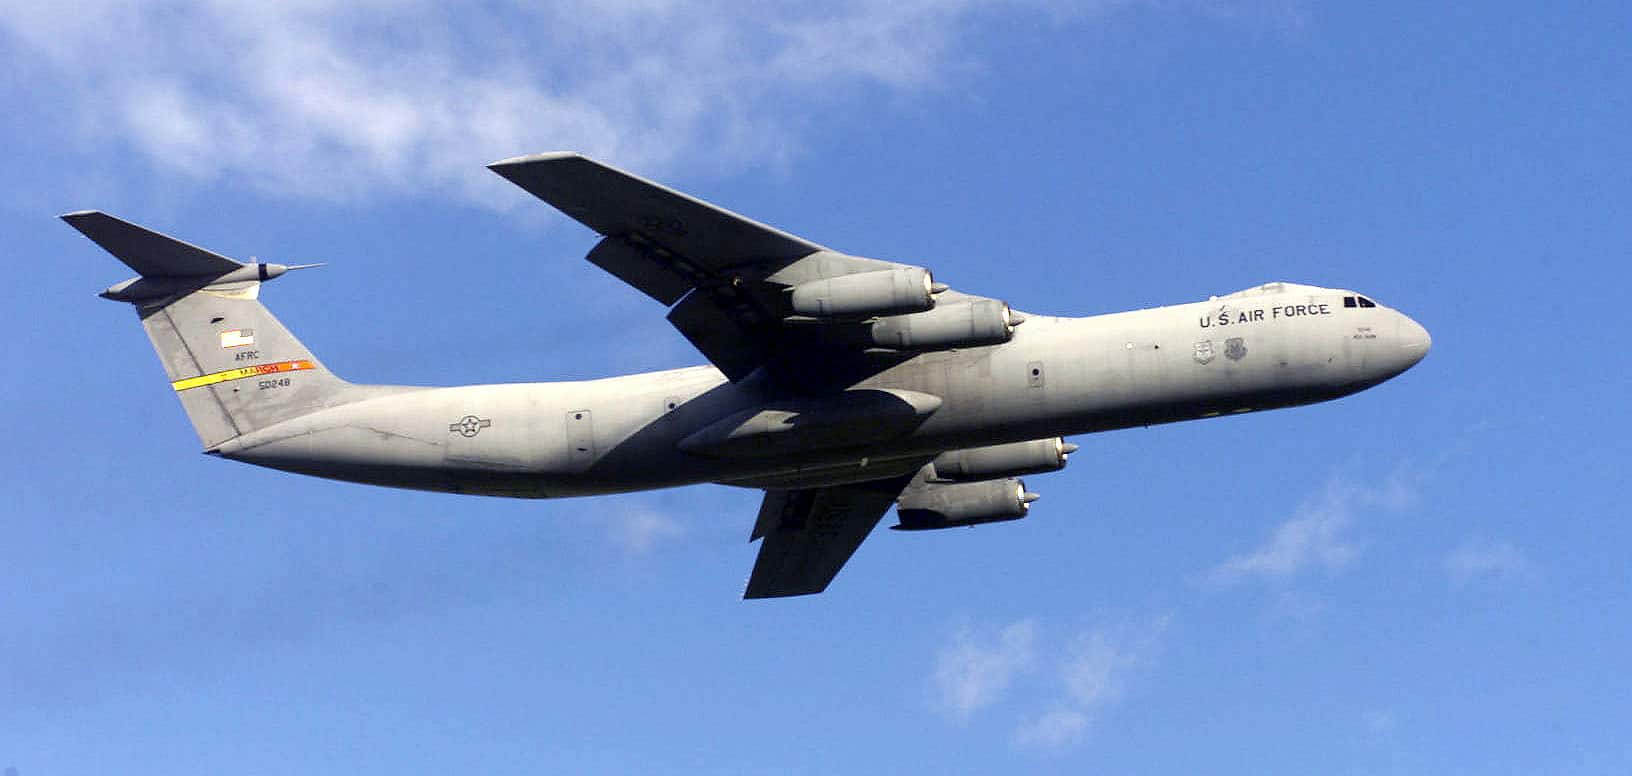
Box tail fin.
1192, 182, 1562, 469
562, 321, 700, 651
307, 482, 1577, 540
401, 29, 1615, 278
64, 211, 351, 451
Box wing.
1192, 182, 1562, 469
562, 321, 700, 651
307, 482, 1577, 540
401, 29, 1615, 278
489, 152, 827, 287
488, 153, 929, 381
743, 473, 920, 599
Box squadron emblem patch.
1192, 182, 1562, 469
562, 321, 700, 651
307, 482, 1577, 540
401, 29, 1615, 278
1225, 337, 1248, 361
1193, 340, 1215, 365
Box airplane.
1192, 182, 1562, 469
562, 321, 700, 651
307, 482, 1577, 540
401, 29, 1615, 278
65, 152, 1430, 599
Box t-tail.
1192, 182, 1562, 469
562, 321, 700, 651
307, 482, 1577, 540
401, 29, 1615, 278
65, 211, 352, 451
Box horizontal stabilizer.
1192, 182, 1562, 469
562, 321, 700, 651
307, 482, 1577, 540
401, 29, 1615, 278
61, 210, 242, 277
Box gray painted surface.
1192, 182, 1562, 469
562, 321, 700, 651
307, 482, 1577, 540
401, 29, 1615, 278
64, 154, 1431, 598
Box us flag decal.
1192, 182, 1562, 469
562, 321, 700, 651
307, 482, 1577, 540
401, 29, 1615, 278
219, 329, 255, 348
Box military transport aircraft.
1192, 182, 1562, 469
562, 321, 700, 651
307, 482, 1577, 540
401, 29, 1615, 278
65, 153, 1430, 598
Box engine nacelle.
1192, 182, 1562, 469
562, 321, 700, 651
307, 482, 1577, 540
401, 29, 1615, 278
930, 437, 1076, 481
788, 267, 937, 318
869, 299, 1015, 350
892, 478, 1039, 530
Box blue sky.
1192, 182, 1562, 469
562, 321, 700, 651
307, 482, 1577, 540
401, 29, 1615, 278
3, 1, 1630, 773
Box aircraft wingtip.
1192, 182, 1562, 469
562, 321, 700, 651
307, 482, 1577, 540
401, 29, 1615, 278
486, 151, 583, 170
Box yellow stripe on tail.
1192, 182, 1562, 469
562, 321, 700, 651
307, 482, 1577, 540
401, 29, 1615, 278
171, 360, 315, 391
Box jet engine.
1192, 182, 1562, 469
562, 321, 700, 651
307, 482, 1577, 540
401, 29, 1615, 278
930, 437, 1076, 481
788, 267, 938, 318
892, 478, 1039, 530
868, 299, 1016, 350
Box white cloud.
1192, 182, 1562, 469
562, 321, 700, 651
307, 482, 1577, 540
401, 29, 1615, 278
1060, 631, 1134, 708
1012, 708, 1090, 748
1444, 538, 1531, 585
0, 0, 1163, 208
1210, 453, 1451, 585
927, 616, 1165, 749
1362, 708, 1397, 732
1011, 617, 1166, 750
611, 508, 685, 555
930, 619, 1039, 720
1210, 475, 1364, 583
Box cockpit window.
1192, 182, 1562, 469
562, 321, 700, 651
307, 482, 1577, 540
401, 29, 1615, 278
1358, 296, 1376, 308
1343, 296, 1357, 308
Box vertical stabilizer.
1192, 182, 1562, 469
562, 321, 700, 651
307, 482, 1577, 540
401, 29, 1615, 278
65, 211, 352, 450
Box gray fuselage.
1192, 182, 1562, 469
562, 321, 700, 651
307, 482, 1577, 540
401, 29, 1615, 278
213, 282, 1430, 499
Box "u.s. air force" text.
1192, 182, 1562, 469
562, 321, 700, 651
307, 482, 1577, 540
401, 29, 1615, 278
1199, 303, 1331, 328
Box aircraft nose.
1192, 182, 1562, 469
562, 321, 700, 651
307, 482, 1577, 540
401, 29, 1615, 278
1398, 313, 1432, 367
1358, 311, 1430, 383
